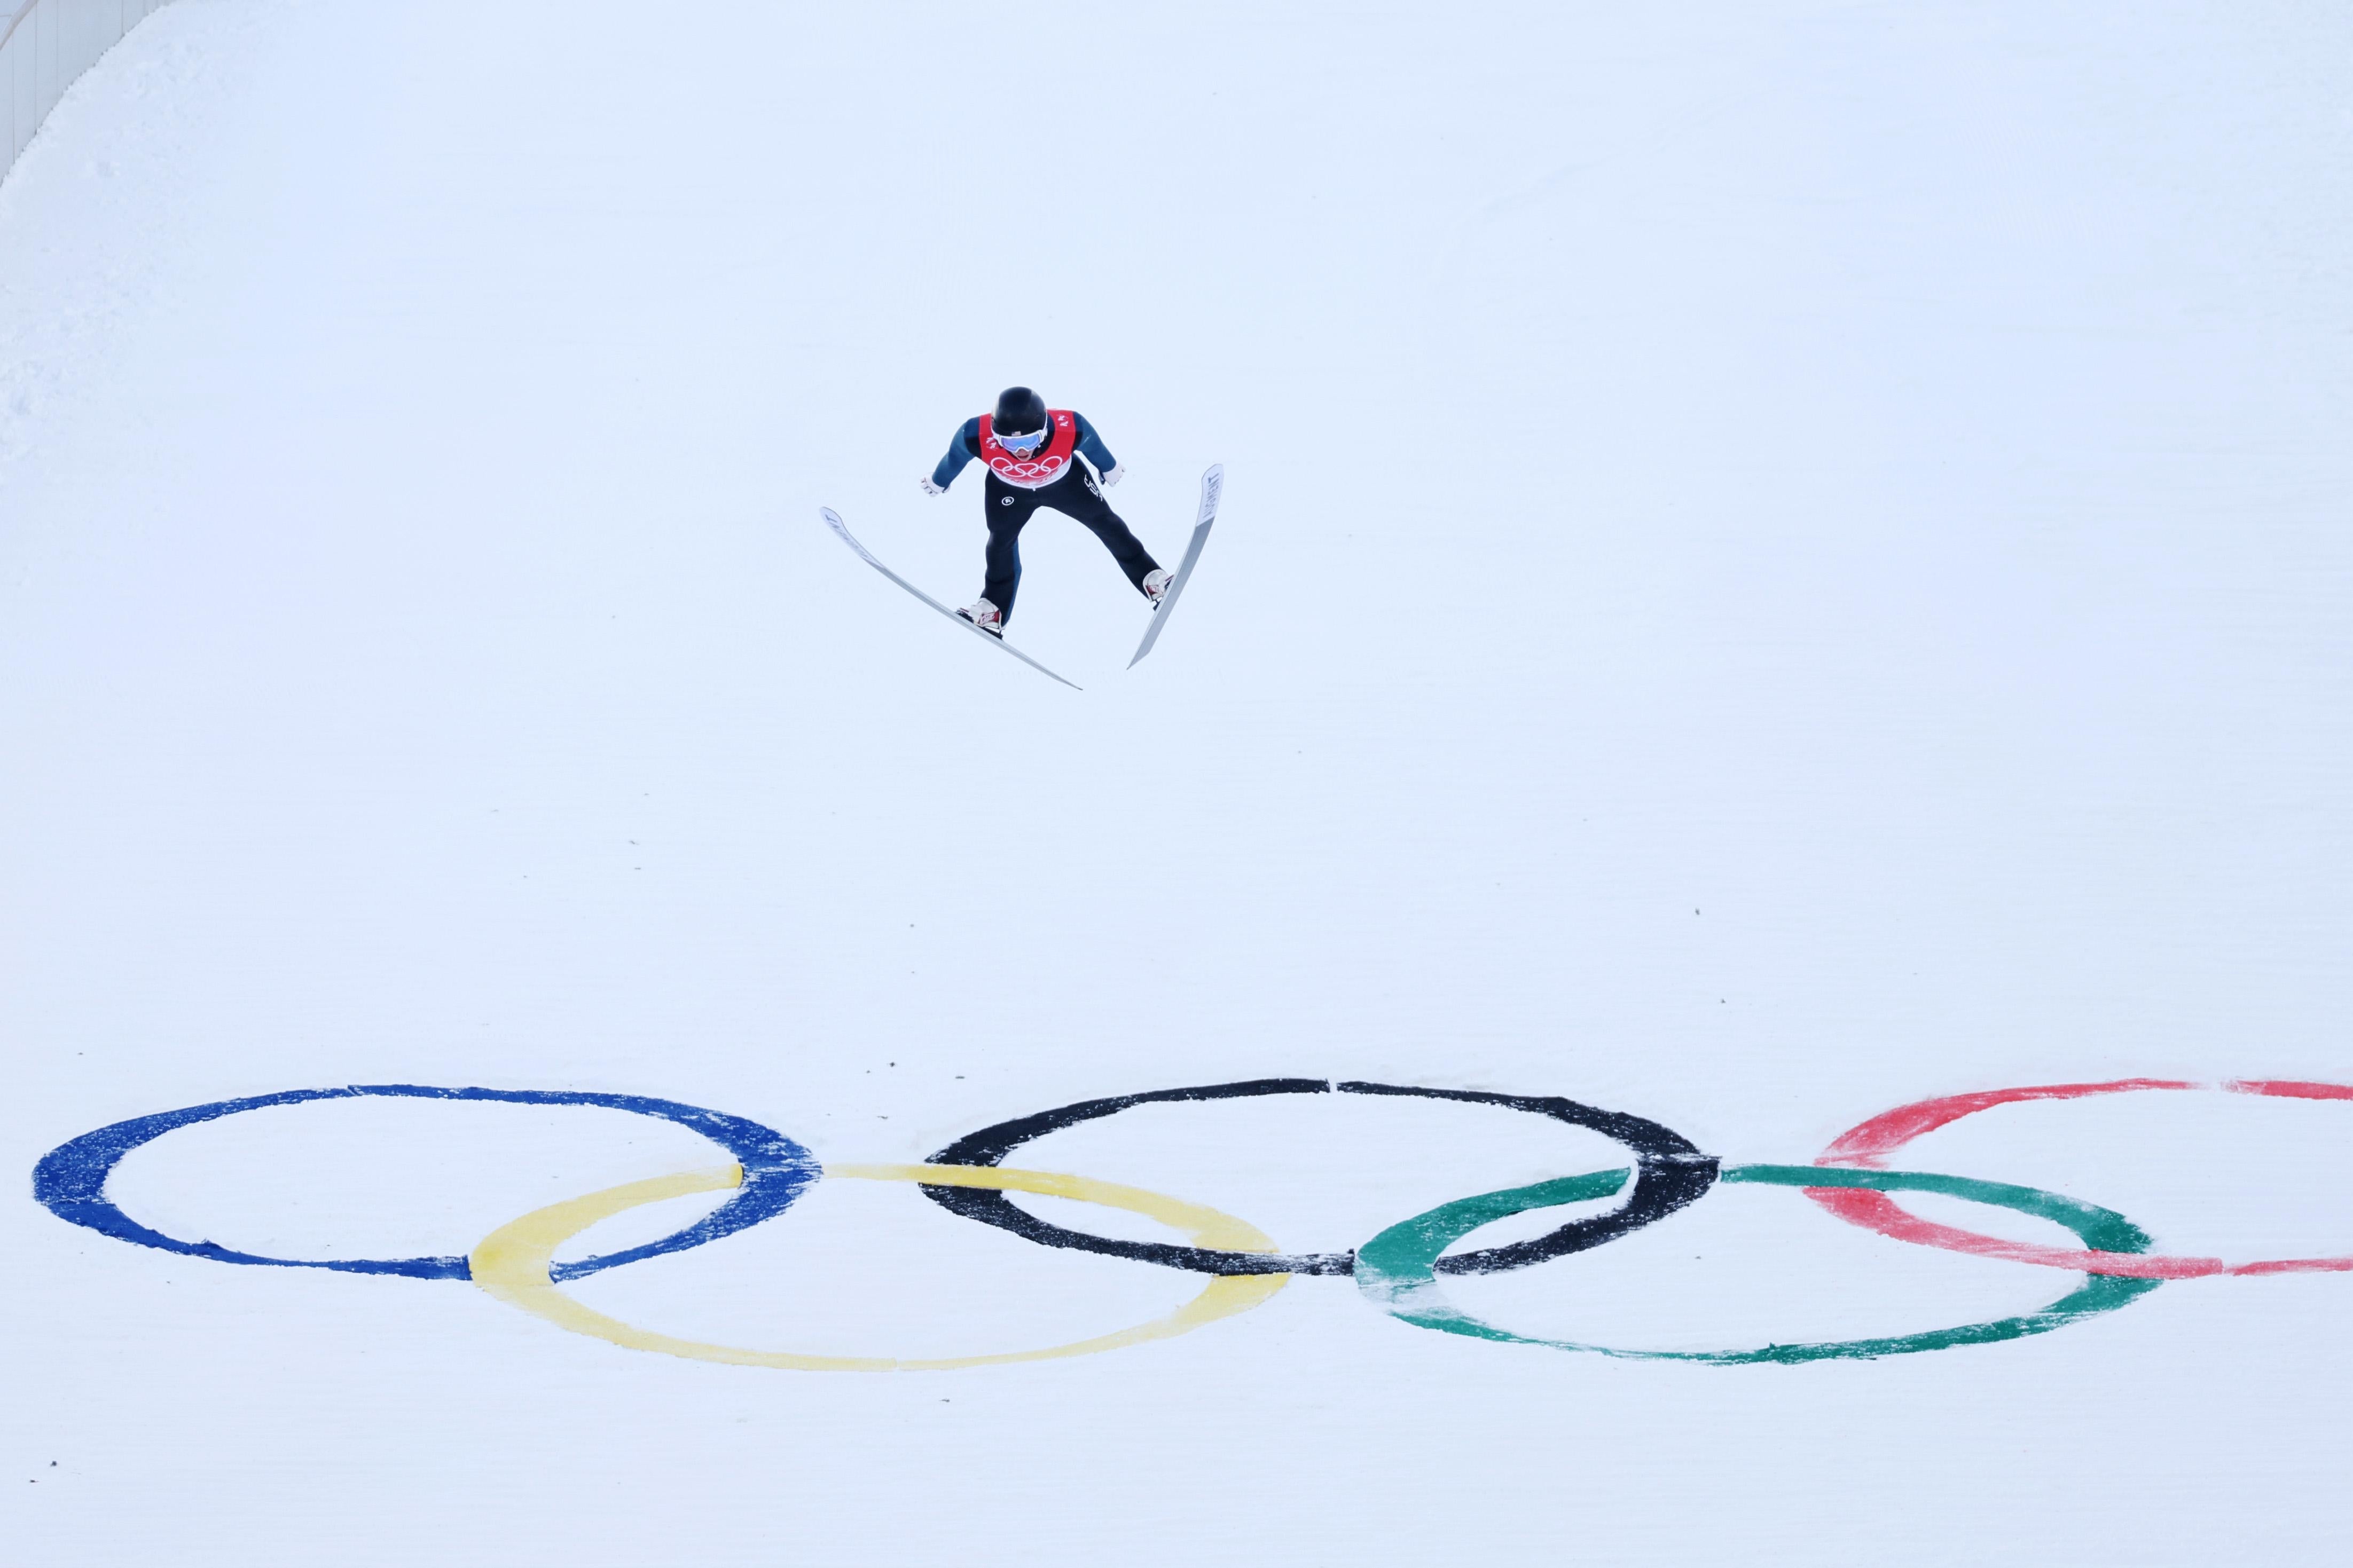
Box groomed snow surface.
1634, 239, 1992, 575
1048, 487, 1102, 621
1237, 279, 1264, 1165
5, 3, 2352, 1564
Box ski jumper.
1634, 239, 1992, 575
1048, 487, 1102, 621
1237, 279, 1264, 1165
930, 410, 1160, 625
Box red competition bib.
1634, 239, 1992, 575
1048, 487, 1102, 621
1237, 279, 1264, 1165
978, 409, 1079, 489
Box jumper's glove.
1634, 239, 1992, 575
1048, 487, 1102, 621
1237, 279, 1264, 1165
920, 477, 945, 496
1101, 462, 1127, 487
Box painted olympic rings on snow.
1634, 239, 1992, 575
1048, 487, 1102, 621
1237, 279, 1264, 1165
1356, 1164, 2162, 1362
27, 1073, 2353, 1371
1810, 1077, 2353, 1279
30, 1084, 820, 1280
920, 1078, 1720, 1276
470, 1162, 1290, 1370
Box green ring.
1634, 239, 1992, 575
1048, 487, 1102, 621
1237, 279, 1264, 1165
1354, 1163, 2162, 1364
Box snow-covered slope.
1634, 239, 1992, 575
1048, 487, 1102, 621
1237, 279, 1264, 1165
5, 3, 2351, 1564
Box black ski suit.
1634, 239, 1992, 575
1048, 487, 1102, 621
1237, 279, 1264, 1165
981, 465, 1159, 624
930, 412, 1159, 625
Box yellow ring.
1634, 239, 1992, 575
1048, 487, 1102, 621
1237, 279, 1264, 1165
468, 1161, 1290, 1370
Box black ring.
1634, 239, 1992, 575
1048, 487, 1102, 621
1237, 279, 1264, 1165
921, 1077, 1719, 1277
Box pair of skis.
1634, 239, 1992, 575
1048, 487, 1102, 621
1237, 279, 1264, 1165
820, 464, 1222, 691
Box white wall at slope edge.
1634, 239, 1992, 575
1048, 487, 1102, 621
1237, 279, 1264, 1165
2, 0, 172, 177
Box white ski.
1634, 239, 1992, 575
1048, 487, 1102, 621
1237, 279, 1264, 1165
819, 507, 1081, 691
1128, 464, 1223, 668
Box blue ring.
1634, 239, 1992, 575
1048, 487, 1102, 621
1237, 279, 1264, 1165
31, 1084, 820, 1281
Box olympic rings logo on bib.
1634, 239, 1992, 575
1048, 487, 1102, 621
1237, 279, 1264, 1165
987, 454, 1068, 484
30, 1074, 2351, 1372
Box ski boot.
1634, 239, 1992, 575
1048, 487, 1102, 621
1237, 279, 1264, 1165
959, 598, 1003, 637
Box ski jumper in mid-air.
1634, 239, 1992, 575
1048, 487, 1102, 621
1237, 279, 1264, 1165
922, 386, 1168, 635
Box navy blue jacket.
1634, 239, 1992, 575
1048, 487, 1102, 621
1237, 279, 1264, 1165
931, 412, 1117, 490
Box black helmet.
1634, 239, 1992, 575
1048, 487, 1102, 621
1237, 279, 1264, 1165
993, 385, 1047, 436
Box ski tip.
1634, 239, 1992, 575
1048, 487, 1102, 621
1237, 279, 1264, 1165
819, 506, 842, 524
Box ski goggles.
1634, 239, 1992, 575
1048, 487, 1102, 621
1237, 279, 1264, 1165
994, 424, 1049, 456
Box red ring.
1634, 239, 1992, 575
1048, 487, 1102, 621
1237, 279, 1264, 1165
1808, 1078, 2353, 1279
